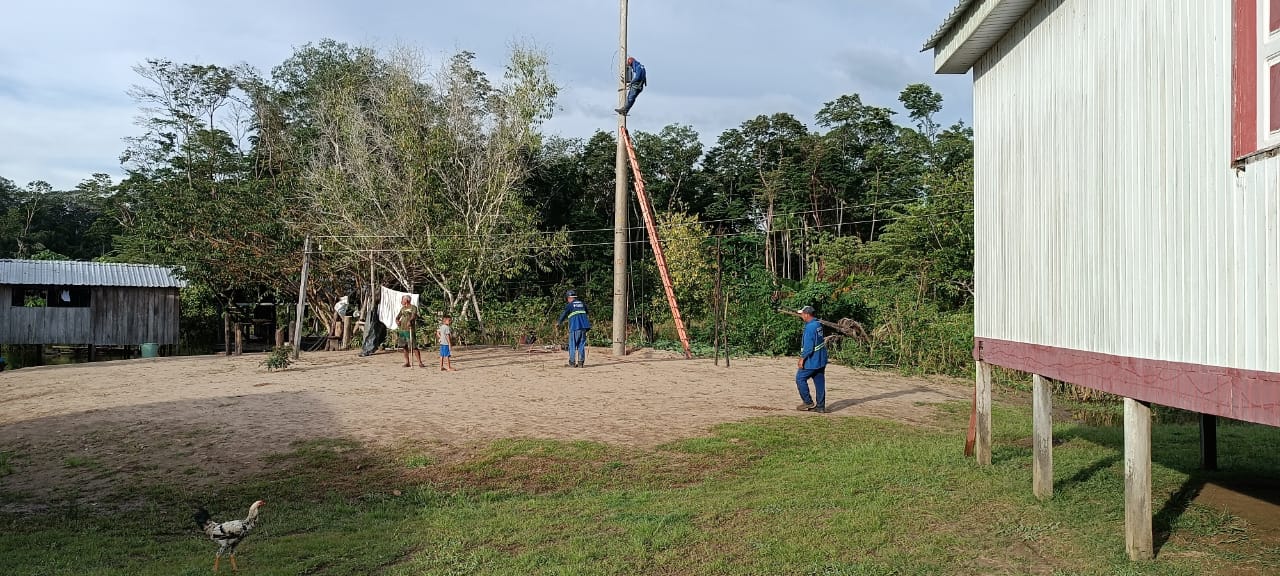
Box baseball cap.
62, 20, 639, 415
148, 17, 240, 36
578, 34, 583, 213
797, 305, 815, 315
566, 290, 577, 297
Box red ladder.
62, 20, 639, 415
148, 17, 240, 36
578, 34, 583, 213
621, 127, 693, 359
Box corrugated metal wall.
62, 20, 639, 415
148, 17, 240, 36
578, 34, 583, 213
973, 0, 1280, 373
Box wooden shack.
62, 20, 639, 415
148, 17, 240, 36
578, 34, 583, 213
0, 259, 186, 350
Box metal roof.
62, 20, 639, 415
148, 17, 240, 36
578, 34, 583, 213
0, 259, 188, 288
922, 0, 978, 51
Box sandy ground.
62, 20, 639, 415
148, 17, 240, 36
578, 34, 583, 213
0, 346, 968, 503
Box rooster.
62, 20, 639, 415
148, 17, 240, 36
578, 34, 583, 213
194, 500, 264, 572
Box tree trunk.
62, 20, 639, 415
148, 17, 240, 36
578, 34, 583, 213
764, 198, 775, 278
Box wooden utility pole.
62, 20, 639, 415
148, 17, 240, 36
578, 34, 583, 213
611, 0, 629, 358
291, 235, 312, 359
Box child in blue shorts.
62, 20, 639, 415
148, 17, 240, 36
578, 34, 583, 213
437, 315, 457, 371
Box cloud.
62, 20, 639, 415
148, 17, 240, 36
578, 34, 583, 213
0, 0, 973, 189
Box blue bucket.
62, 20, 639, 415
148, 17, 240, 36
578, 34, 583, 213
140, 343, 159, 358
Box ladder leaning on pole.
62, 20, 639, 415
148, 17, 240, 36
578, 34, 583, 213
620, 127, 693, 359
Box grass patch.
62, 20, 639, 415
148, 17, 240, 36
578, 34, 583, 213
61, 456, 100, 470
1, 405, 1277, 575
0, 451, 13, 477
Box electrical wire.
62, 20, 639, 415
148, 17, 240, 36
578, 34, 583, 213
311, 209, 973, 253
307, 191, 970, 242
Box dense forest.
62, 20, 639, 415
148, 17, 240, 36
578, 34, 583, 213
0, 39, 975, 374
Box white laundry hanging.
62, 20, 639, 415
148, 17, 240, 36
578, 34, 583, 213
379, 286, 420, 329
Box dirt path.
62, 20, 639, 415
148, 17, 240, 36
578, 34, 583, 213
0, 347, 969, 504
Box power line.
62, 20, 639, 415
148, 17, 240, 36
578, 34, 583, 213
312, 208, 973, 253
307, 191, 970, 242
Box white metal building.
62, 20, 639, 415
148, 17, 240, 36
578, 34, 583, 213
927, 0, 1280, 561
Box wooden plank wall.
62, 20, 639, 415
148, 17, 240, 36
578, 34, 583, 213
92, 287, 180, 345
0, 287, 180, 345
2, 307, 93, 344
0, 286, 9, 341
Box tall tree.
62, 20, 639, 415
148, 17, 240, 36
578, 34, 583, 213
294, 45, 566, 319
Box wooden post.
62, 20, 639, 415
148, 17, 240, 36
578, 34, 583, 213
975, 361, 993, 465
1199, 414, 1218, 471
275, 327, 285, 348
342, 316, 353, 350
292, 236, 312, 360
234, 324, 244, 356
1032, 374, 1054, 500
1124, 397, 1154, 560
223, 309, 233, 356
713, 233, 723, 366
721, 276, 730, 368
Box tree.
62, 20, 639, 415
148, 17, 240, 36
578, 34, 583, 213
294, 45, 566, 320
632, 125, 705, 213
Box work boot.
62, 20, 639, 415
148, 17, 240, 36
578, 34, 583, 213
795, 403, 815, 411
615, 107, 627, 115
813, 405, 827, 414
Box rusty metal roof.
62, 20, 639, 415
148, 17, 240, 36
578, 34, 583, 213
0, 259, 187, 288
922, 0, 977, 51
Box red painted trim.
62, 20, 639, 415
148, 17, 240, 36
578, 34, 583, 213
973, 338, 1280, 427
1235, 0, 1260, 158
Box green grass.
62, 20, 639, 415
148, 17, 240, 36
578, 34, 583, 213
2, 404, 1277, 575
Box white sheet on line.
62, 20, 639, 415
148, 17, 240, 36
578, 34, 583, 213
379, 286, 419, 329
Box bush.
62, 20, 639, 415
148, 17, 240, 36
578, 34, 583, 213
261, 344, 294, 371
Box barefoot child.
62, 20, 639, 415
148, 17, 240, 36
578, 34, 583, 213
437, 314, 457, 371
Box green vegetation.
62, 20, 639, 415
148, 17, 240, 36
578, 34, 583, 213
3, 406, 1276, 575
259, 344, 294, 372
0, 37, 973, 374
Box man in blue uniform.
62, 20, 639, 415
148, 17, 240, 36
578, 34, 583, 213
615, 56, 646, 115
557, 290, 592, 367
795, 305, 829, 413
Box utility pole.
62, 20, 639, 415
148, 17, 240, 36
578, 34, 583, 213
291, 235, 312, 359
611, 0, 629, 358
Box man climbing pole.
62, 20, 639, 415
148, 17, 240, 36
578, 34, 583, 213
615, 56, 646, 115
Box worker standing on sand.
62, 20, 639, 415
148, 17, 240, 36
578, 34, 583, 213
557, 290, 591, 367
615, 56, 646, 115
794, 305, 829, 413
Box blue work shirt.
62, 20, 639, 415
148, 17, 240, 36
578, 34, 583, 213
627, 60, 647, 87
558, 299, 592, 331
800, 318, 828, 370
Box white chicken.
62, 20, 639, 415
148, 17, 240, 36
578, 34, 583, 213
194, 500, 265, 572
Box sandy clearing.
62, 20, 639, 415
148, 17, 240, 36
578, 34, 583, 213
0, 346, 968, 502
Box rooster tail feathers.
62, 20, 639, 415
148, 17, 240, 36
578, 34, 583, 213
194, 507, 212, 530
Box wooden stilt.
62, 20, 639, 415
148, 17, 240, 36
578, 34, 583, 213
1124, 397, 1154, 560
975, 360, 993, 465
1199, 414, 1218, 471
1032, 374, 1054, 500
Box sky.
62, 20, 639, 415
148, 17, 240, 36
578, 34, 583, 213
0, 0, 970, 190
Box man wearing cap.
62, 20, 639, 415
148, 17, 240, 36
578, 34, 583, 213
557, 290, 592, 367
795, 305, 829, 413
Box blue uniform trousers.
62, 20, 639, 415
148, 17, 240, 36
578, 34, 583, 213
796, 367, 826, 408
569, 329, 588, 364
